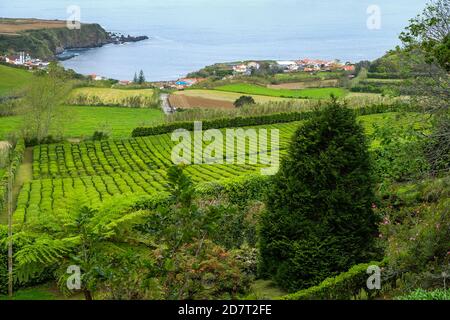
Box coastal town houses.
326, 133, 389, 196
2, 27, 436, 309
1, 52, 49, 69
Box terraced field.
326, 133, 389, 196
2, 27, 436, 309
15, 121, 301, 223
13, 112, 407, 224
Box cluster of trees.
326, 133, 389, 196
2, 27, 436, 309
133, 70, 146, 84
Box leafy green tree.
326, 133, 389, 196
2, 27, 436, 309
398, 0, 450, 174
133, 72, 138, 84
142, 165, 251, 299
259, 101, 379, 292
21, 72, 71, 144
400, 0, 450, 71
234, 96, 256, 108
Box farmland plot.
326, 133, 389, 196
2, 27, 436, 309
14, 113, 406, 224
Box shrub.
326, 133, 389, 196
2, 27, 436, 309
259, 101, 380, 292
282, 261, 386, 300
370, 114, 429, 185
0, 139, 25, 213
92, 131, 109, 141
379, 195, 450, 292
234, 96, 256, 108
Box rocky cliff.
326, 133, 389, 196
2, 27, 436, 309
0, 23, 111, 59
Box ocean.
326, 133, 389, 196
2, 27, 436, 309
0, 0, 427, 81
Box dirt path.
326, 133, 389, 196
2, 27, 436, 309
160, 93, 175, 114
0, 147, 33, 224
12, 147, 33, 208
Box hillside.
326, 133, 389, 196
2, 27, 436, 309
0, 64, 32, 96
0, 18, 111, 59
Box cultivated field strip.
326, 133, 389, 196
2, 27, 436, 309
32, 122, 300, 179
15, 121, 301, 224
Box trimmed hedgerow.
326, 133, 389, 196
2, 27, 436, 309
132, 112, 312, 137
282, 261, 386, 300
131, 103, 416, 138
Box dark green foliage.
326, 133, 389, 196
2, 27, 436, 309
91, 131, 109, 141
259, 102, 379, 292
433, 34, 450, 71
234, 95, 256, 108
138, 70, 146, 84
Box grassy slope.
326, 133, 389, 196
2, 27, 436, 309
0, 105, 164, 139
215, 83, 346, 99
70, 87, 154, 100
0, 64, 33, 96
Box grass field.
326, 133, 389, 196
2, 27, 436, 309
70, 87, 154, 100
0, 64, 33, 96
273, 71, 344, 82
267, 79, 339, 90
12, 112, 411, 224
68, 87, 155, 107
215, 84, 347, 99
0, 105, 164, 140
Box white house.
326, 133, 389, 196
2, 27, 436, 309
247, 62, 260, 70
276, 60, 297, 67
233, 64, 248, 74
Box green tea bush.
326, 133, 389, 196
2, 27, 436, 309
0, 139, 25, 212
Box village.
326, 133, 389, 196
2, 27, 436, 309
0, 51, 356, 90
0, 51, 50, 69
149, 59, 356, 90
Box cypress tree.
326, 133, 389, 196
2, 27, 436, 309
138, 70, 146, 84
259, 101, 379, 292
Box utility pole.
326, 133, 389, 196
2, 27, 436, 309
7, 147, 13, 298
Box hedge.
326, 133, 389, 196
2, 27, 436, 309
281, 260, 386, 300
132, 174, 272, 210
196, 174, 271, 206
132, 103, 415, 138
132, 112, 312, 137
0, 139, 25, 213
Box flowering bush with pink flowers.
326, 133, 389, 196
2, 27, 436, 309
378, 176, 450, 292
